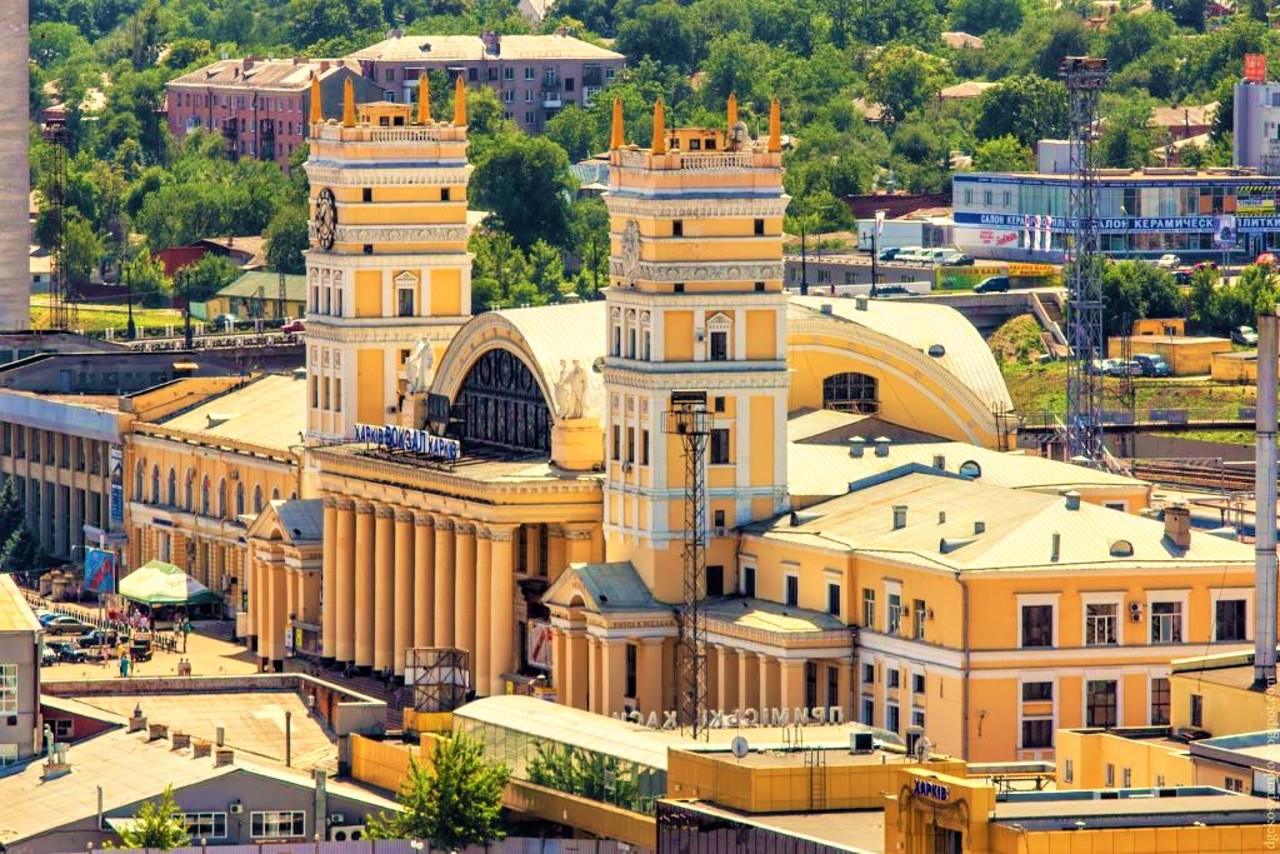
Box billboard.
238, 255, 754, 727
1214, 214, 1237, 248
1245, 53, 1267, 84
109, 445, 123, 525
527, 622, 553, 671
85, 547, 116, 593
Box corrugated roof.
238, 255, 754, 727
156, 373, 307, 454
217, 270, 307, 302
349, 33, 623, 63
1150, 103, 1217, 128
0, 574, 40, 633
754, 470, 1252, 572
544, 560, 659, 612
788, 296, 1013, 415
787, 440, 1147, 502
486, 301, 607, 421
273, 499, 323, 541
703, 597, 846, 634
167, 58, 361, 91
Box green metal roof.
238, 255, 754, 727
216, 271, 307, 303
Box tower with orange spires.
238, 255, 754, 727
601, 96, 790, 602
303, 77, 474, 442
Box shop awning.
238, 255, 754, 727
119, 560, 221, 606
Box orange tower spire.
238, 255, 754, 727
342, 77, 356, 128
418, 73, 431, 124
610, 97, 624, 149
309, 74, 323, 125
650, 99, 666, 155
453, 76, 467, 126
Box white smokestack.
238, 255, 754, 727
1255, 309, 1278, 689
0, 0, 31, 329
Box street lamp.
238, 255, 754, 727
177, 268, 194, 349
870, 209, 887, 297
124, 267, 136, 340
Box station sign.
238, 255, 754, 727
913, 778, 950, 802
614, 705, 846, 730
354, 423, 460, 461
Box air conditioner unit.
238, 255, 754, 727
1129, 601, 1143, 622
329, 813, 346, 825
712, 527, 728, 537
330, 825, 365, 842
229, 801, 243, 814
850, 731, 874, 754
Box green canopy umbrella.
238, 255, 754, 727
119, 560, 222, 606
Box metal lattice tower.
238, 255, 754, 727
1061, 56, 1108, 463
41, 117, 75, 331
663, 391, 710, 739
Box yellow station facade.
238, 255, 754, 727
112, 80, 1269, 766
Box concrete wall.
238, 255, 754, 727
0, 627, 40, 761
0, 0, 30, 330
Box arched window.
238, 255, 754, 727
253, 485, 263, 513
218, 479, 227, 518
610, 308, 622, 357
167, 469, 177, 506
134, 462, 145, 501
235, 482, 245, 516
201, 476, 212, 516
822, 372, 879, 414
271, 487, 280, 501
184, 469, 196, 509
640, 312, 652, 361
151, 466, 161, 504
625, 309, 636, 359
457, 348, 552, 454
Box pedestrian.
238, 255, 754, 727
119, 652, 129, 678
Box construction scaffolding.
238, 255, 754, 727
1061, 56, 1109, 464
663, 390, 711, 739
40, 115, 76, 331
407, 647, 470, 712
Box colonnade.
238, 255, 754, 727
249, 548, 319, 668
319, 496, 518, 695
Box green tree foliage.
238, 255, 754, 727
122, 248, 172, 308
184, 253, 241, 303
116, 786, 190, 851
471, 135, 576, 250
864, 44, 952, 125
546, 106, 599, 162
265, 206, 310, 274
972, 135, 1033, 171
1100, 261, 1184, 336
365, 736, 509, 850
568, 197, 610, 297
617, 3, 699, 72
974, 75, 1069, 147
528, 240, 569, 300
0, 480, 25, 549
1098, 94, 1156, 169
526, 740, 644, 811
1, 526, 43, 578
63, 215, 105, 286
1103, 11, 1177, 71
948, 0, 1024, 36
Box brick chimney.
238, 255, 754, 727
1164, 503, 1192, 549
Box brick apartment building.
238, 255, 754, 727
347, 31, 625, 133
164, 58, 383, 170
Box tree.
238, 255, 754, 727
616, 2, 699, 72
948, 0, 1024, 35
63, 215, 104, 287
184, 253, 240, 302
864, 44, 951, 125
471, 135, 576, 249
265, 205, 309, 274
974, 75, 1069, 147
0, 479, 24, 549
116, 786, 189, 851
365, 735, 508, 850
972, 135, 1032, 171
527, 240, 568, 301
568, 196, 610, 297
1099, 96, 1155, 169
546, 106, 599, 162
122, 248, 172, 308
1, 526, 43, 580
1100, 261, 1183, 336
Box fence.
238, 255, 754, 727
70, 839, 634, 854
22, 591, 181, 653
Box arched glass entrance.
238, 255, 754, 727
456, 348, 552, 454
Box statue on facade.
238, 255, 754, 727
553, 360, 570, 417
565, 359, 587, 419
404, 338, 434, 395
43, 723, 53, 760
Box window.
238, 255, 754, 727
713, 396, 726, 413
1151, 601, 1183, 643
710, 428, 731, 464
167, 469, 177, 506
362, 187, 373, 202
709, 330, 728, 361
1086, 679, 1118, 728
1021, 604, 1054, 648
805, 661, 819, 709
218, 480, 227, 518
827, 583, 841, 616
641, 429, 650, 465
1216, 598, 1247, 641
200, 476, 211, 516
672, 219, 683, 236
828, 665, 840, 707
912, 708, 925, 728
887, 668, 901, 689
706, 565, 723, 596
0, 663, 16, 712
784, 574, 799, 607
504, 68, 514, 80
1085, 602, 1118, 646
625, 427, 635, 463
50, 718, 73, 739
1122, 768, 1132, 788
862, 589, 875, 627
611, 425, 620, 460
1022, 718, 1054, 749
184, 813, 228, 839
625, 643, 637, 698
741, 565, 756, 597
1064, 759, 1074, 784
253, 485, 263, 513
236, 482, 245, 516
151, 466, 160, 503
862, 662, 875, 684
1225, 777, 1245, 793
862, 697, 875, 725
913, 599, 926, 640
822, 372, 878, 414
1022, 681, 1053, 701
524, 67, 535, 80
1151, 677, 1170, 725
250, 811, 305, 839
468, 68, 477, 82
885, 702, 900, 734
134, 462, 144, 499
1105, 763, 1116, 787
398, 288, 415, 317
184, 470, 195, 509
442, 187, 452, 202
1191, 693, 1204, 727
912, 672, 925, 694
887, 592, 902, 635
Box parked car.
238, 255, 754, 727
1155, 254, 1181, 269
43, 615, 93, 636
129, 636, 154, 662
935, 250, 974, 266
1172, 270, 1192, 287
1193, 260, 1218, 271
877, 247, 903, 262
1258, 252, 1278, 267
79, 629, 119, 650
1093, 358, 1120, 374
1233, 325, 1259, 346
1134, 353, 1172, 377
873, 285, 912, 297
281, 319, 306, 334
40, 644, 56, 666
973, 275, 1010, 293
1107, 360, 1143, 377
895, 247, 927, 263
34, 609, 56, 624
46, 639, 87, 663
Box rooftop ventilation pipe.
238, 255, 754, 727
1256, 308, 1279, 689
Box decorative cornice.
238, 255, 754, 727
563, 526, 594, 541
414, 511, 435, 527
335, 498, 356, 511
475, 526, 493, 540
608, 259, 784, 282
303, 319, 466, 346
454, 521, 476, 536
306, 165, 473, 187
322, 496, 337, 509
375, 505, 395, 519
487, 524, 518, 542
604, 197, 789, 219
312, 222, 469, 245
355, 501, 374, 514
394, 508, 414, 523
601, 365, 789, 392
434, 515, 455, 532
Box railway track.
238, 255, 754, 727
1131, 461, 1257, 492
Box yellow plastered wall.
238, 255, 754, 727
356, 349, 385, 425
1055, 729, 1195, 791
354, 270, 382, 317
430, 268, 462, 315
666, 749, 968, 813
745, 310, 777, 360
349, 733, 415, 793
664, 311, 694, 361
990, 824, 1276, 854
1169, 669, 1274, 734
748, 396, 775, 488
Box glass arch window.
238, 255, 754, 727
456, 348, 552, 455
201, 476, 211, 516
134, 462, 145, 500
236, 482, 246, 516
151, 466, 161, 503
253, 485, 263, 513
822, 372, 878, 414
218, 479, 227, 518
167, 469, 177, 506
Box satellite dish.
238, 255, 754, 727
914, 735, 933, 762
591, 356, 606, 374
731, 735, 750, 759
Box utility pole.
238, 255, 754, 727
179, 269, 193, 349
799, 219, 809, 296
870, 209, 886, 296
125, 268, 136, 340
